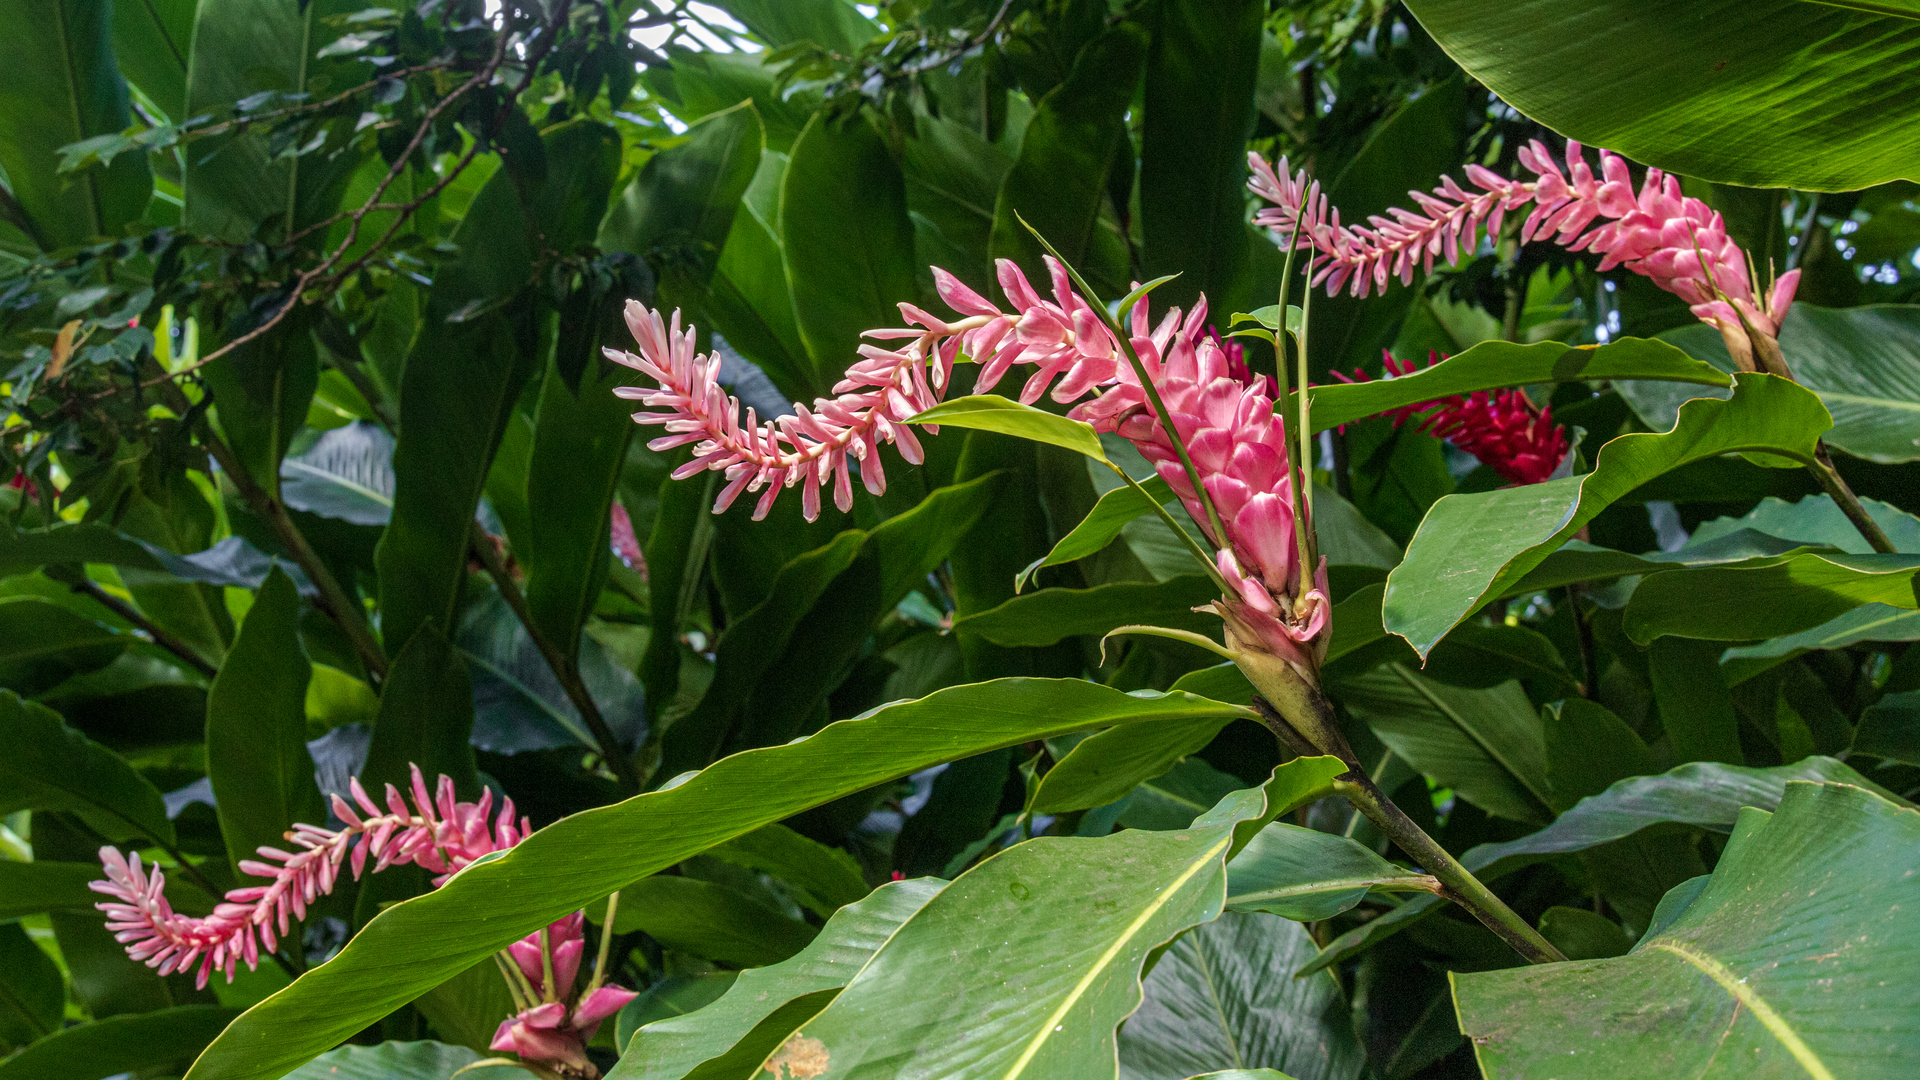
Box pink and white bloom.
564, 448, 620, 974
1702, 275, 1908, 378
92, 766, 526, 989
1247, 140, 1799, 370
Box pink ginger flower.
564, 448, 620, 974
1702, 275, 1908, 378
490, 912, 636, 1075
1336, 352, 1570, 486
608, 501, 647, 579
615, 257, 1330, 670
90, 765, 526, 989
1247, 140, 1800, 371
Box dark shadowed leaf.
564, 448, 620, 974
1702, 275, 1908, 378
0, 1005, 240, 1080
0, 690, 172, 844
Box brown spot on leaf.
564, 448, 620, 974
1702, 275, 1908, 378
766, 1033, 830, 1079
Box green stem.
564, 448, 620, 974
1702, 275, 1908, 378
64, 574, 219, 677
1105, 463, 1232, 595
1808, 440, 1896, 554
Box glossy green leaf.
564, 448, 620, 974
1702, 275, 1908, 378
0, 1005, 240, 1080
706, 824, 870, 917
182, 0, 363, 241
770, 758, 1346, 1080
954, 576, 1222, 648
281, 1040, 498, 1080
1723, 603, 1920, 684
1453, 783, 1920, 1077
1543, 698, 1655, 813
110, 0, 194, 115
600, 876, 817, 968
715, 0, 879, 51
1032, 715, 1231, 817
279, 421, 394, 527
1404, 0, 1920, 190
1625, 552, 1920, 644
989, 24, 1148, 278
0, 921, 62, 1051
204, 317, 319, 498
1139, 0, 1262, 315
908, 394, 1110, 462
615, 973, 740, 1055
1502, 531, 1831, 599
1225, 823, 1431, 923
660, 473, 1001, 775
1854, 690, 1920, 766
781, 112, 917, 387
1117, 912, 1362, 1080
0, 690, 172, 844
1692, 493, 1920, 554
1536, 906, 1634, 962
207, 569, 323, 875
1337, 664, 1551, 823
0, 0, 149, 249
1384, 374, 1831, 657
1297, 337, 1728, 434
0, 598, 125, 695
608, 878, 942, 1080
1019, 475, 1176, 591
1623, 305, 1920, 463
706, 151, 814, 398
600, 100, 764, 288
358, 626, 478, 797
185, 680, 1259, 1080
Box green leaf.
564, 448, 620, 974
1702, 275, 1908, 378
660, 473, 1002, 775
0, 859, 202, 920
203, 317, 319, 498
1544, 698, 1655, 813
1723, 604, 1920, 685
1225, 823, 1431, 923
1625, 552, 1920, 644
281, 1041, 493, 1080
358, 626, 478, 798
1453, 783, 1920, 1076
705, 151, 815, 398
1019, 475, 1176, 590
0, 0, 149, 249
0, 1005, 241, 1080
1537, 905, 1634, 961
770, 759, 1347, 1080
1299, 337, 1730, 434
781, 112, 918, 389
1120, 758, 1260, 832
0, 921, 62, 1051
279, 421, 394, 527
110, 0, 194, 116
1032, 715, 1232, 817
206, 569, 324, 874
1117, 912, 1362, 1080
1693, 493, 1920, 555
706, 824, 871, 917
714, 0, 880, 52
1404, 0, 1920, 191
0, 598, 126, 695
599, 876, 817, 968
1384, 374, 1831, 658
600, 100, 764, 288
1337, 664, 1551, 823
1139, 0, 1262, 315
181, 0, 364, 241
907, 395, 1111, 463
184, 680, 1260, 1080
608, 878, 941, 1080
1855, 690, 1920, 766
0, 690, 172, 844
1622, 305, 1920, 464
954, 576, 1222, 648
988, 24, 1149, 278
615, 973, 740, 1056
522, 354, 635, 661
1503, 531, 1833, 598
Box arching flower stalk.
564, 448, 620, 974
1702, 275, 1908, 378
93, 765, 632, 1077
611, 257, 1331, 683
1246, 139, 1800, 374
1336, 351, 1571, 486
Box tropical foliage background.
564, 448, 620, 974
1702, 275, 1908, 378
2, 1, 1918, 1079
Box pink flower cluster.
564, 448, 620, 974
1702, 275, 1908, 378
616, 257, 1329, 666
1336, 352, 1570, 486
491, 912, 636, 1074
91, 766, 526, 989
1247, 140, 1800, 369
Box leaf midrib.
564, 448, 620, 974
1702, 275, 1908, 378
1651, 940, 1834, 1080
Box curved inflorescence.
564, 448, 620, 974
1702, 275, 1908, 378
1247, 140, 1800, 370
616, 256, 1329, 669
91, 766, 526, 989
1336, 352, 1570, 486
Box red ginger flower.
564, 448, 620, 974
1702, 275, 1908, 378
1247, 140, 1800, 371
491, 912, 636, 1074
615, 256, 1330, 670
1336, 352, 1570, 486
91, 765, 527, 989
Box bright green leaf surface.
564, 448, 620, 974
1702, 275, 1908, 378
1032, 715, 1231, 815
1384, 374, 1831, 657
1624, 552, 1920, 643
185, 680, 1260, 1080
1020, 475, 1176, 590
1225, 822, 1431, 923
609, 878, 942, 1080
1453, 783, 1920, 1077
772, 759, 1345, 1080
1117, 913, 1361, 1080
1404, 0, 1920, 190
706, 825, 871, 917
909, 395, 1111, 462
1295, 337, 1728, 434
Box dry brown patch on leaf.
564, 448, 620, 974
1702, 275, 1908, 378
764, 1033, 830, 1078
